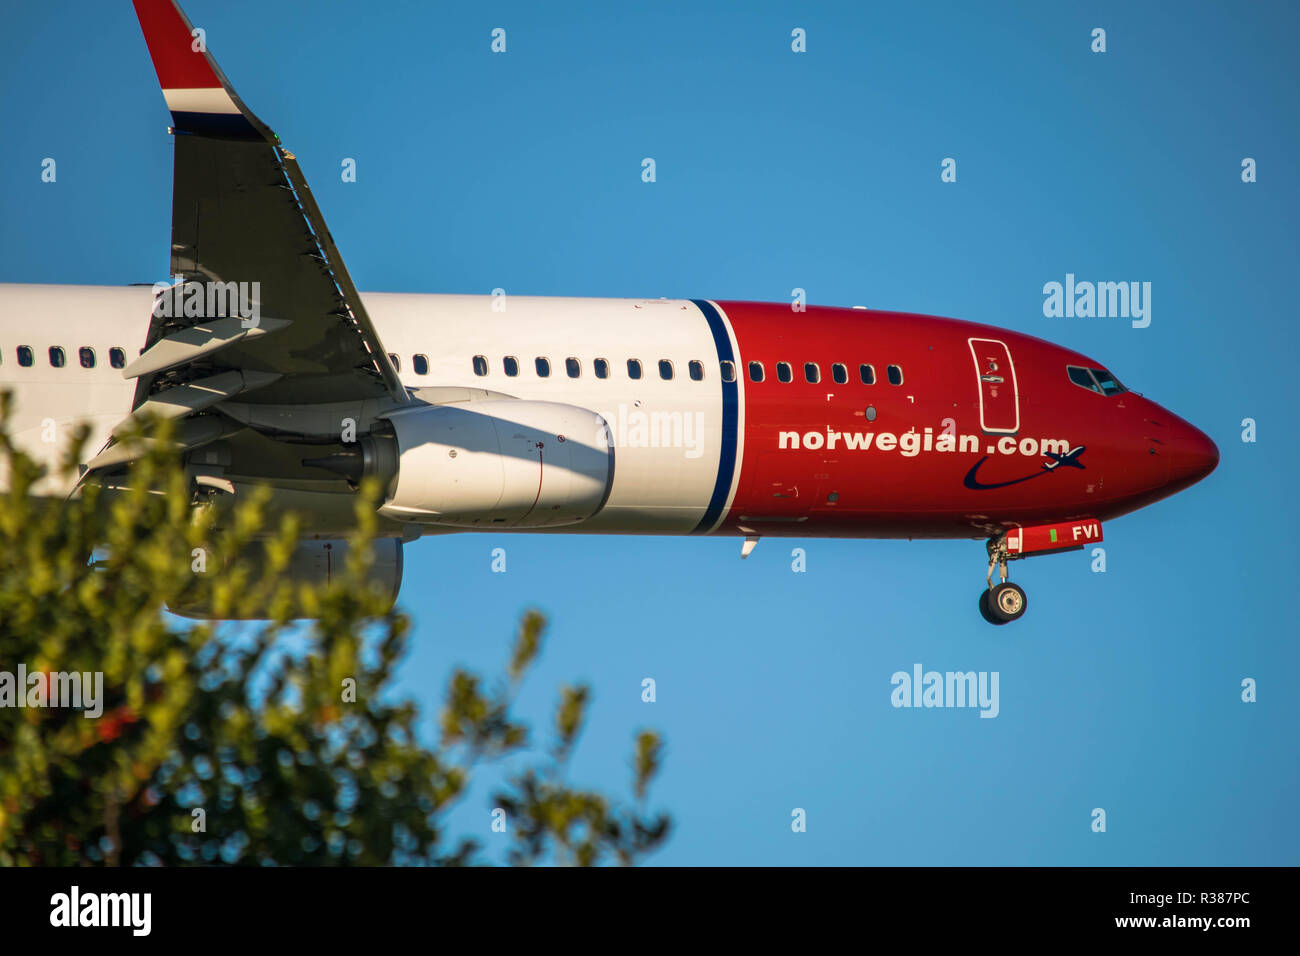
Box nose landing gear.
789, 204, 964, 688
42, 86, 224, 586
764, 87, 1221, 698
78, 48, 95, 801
978, 535, 1028, 625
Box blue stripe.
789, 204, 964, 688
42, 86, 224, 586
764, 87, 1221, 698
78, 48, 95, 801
170, 111, 263, 140
691, 299, 738, 534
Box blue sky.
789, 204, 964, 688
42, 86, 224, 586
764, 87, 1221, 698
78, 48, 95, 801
2, 0, 1297, 864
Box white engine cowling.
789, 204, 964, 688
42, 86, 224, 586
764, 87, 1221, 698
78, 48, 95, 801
378, 400, 613, 528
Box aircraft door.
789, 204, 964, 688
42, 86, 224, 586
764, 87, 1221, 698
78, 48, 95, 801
968, 338, 1019, 434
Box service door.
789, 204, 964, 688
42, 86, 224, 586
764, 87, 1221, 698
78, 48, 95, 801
968, 338, 1019, 434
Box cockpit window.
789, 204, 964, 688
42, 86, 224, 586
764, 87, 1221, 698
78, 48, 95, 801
1091, 368, 1126, 396
1067, 366, 1100, 393
1067, 365, 1127, 396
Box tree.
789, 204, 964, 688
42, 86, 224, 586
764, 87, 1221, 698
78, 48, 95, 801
0, 399, 668, 865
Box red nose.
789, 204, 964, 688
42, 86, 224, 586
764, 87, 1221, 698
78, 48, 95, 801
1167, 422, 1219, 489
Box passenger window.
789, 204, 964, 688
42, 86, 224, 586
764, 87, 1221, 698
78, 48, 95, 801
627, 359, 642, 380
594, 358, 609, 379
17, 346, 33, 367
1067, 366, 1102, 394
535, 357, 550, 377
804, 362, 820, 384
832, 363, 847, 384
748, 361, 764, 382
886, 364, 903, 385
859, 363, 875, 385
471, 355, 487, 376
776, 362, 792, 383
688, 360, 704, 381
413, 354, 429, 375
79, 347, 96, 369
658, 360, 674, 380
389, 353, 401, 372
566, 357, 581, 378
503, 355, 519, 377
49, 347, 66, 368
109, 347, 126, 369
720, 360, 736, 383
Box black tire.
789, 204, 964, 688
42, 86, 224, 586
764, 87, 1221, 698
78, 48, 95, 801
978, 589, 1006, 625
989, 582, 1027, 622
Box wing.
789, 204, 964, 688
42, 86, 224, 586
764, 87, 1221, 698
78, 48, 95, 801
126, 0, 405, 412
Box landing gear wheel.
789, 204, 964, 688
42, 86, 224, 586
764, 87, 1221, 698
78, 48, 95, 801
988, 582, 1027, 623
978, 534, 1027, 625
977, 589, 1006, 626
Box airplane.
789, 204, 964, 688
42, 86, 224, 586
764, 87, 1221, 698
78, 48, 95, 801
1041, 448, 1086, 472
0, 0, 1218, 625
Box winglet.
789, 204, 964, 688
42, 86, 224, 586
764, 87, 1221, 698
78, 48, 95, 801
132, 0, 270, 140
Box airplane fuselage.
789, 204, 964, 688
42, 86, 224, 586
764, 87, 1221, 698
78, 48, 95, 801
0, 283, 1217, 543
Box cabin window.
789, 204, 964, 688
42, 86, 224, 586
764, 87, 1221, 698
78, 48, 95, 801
748, 361, 764, 382
566, 357, 581, 378
389, 353, 401, 372
79, 347, 96, 369
776, 362, 792, 383
688, 360, 704, 381
17, 346, 33, 367
860, 363, 875, 385
887, 364, 903, 385
804, 362, 820, 384
109, 347, 126, 369
831, 362, 847, 384
627, 359, 642, 380
412, 354, 428, 375
720, 360, 736, 382
503, 355, 519, 376
471, 355, 487, 376
535, 357, 550, 377
594, 358, 609, 379
49, 347, 66, 368
658, 360, 674, 380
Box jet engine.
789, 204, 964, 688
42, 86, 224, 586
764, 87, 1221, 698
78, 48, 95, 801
304, 399, 614, 529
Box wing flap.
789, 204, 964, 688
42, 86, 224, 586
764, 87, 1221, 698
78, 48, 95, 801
123, 316, 291, 380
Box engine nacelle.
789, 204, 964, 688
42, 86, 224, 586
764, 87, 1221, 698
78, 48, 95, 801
168, 537, 403, 620
377, 400, 613, 528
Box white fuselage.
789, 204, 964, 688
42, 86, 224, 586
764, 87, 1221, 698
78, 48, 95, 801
0, 285, 741, 534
